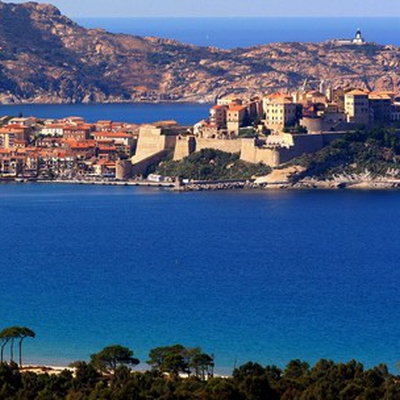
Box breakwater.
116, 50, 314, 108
173, 179, 254, 192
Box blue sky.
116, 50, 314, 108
5, 0, 399, 17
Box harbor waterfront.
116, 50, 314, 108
2, 183, 400, 373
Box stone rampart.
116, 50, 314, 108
131, 150, 169, 176
195, 138, 242, 154
131, 125, 176, 165
240, 132, 345, 166
173, 136, 196, 160
240, 138, 281, 166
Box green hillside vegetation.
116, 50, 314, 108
156, 149, 271, 181
1, 355, 400, 399
291, 127, 400, 180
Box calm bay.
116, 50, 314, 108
1, 184, 400, 373
0, 103, 211, 125
1, 16, 400, 374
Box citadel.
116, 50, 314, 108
128, 82, 400, 178
0, 78, 399, 181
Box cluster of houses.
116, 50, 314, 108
1, 82, 400, 180
195, 88, 400, 139
0, 116, 138, 179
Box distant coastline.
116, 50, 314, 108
78, 16, 400, 49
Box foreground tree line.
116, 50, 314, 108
1, 342, 400, 399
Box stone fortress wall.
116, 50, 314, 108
171, 132, 344, 167
195, 138, 242, 154
130, 124, 180, 174
131, 125, 176, 165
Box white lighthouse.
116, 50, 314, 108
352, 29, 365, 45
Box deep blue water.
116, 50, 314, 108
77, 17, 400, 49
0, 103, 210, 125
1, 184, 400, 373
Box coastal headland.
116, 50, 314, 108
1, 2, 400, 104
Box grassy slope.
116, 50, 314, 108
290, 127, 400, 181
156, 149, 271, 181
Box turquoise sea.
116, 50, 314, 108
2, 184, 400, 373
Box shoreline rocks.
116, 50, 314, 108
6, 176, 400, 192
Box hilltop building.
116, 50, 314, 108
209, 105, 228, 129
369, 92, 393, 123
332, 29, 367, 46
227, 105, 247, 135
353, 29, 365, 44
195, 95, 262, 138
263, 93, 300, 133
344, 89, 370, 124
217, 95, 243, 107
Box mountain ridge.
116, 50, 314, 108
0, 2, 400, 104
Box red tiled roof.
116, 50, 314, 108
345, 89, 369, 96
228, 105, 246, 112
211, 105, 228, 110
98, 146, 117, 151
93, 132, 132, 138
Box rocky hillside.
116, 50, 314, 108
1, 2, 400, 104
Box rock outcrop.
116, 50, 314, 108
1, 2, 400, 104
